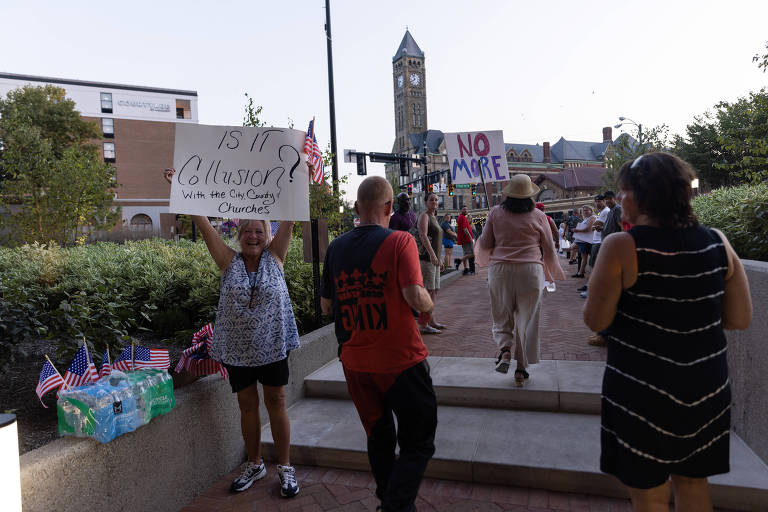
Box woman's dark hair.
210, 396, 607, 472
618, 152, 698, 229
501, 196, 534, 213
423, 191, 438, 203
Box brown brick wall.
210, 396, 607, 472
84, 116, 175, 200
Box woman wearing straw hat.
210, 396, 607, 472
475, 174, 565, 385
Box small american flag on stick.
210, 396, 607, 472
304, 119, 325, 184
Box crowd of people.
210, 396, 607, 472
166, 150, 753, 512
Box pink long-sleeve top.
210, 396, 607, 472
475, 206, 566, 282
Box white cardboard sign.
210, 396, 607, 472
170, 124, 310, 220
444, 130, 508, 184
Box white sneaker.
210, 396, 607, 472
277, 464, 299, 498
230, 459, 266, 492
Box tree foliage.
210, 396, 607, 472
672, 90, 768, 186
0, 85, 119, 245
602, 124, 669, 190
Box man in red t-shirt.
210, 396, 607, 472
455, 206, 476, 275
321, 176, 437, 512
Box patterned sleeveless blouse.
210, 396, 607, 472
210, 250, 300, 367
601, 225, 731, 485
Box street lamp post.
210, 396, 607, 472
615, 116, 643, 148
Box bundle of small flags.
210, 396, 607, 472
35, 342, 170, 406
304, 118, 325, 184
175, 323, 228, 379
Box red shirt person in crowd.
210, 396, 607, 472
535, 202, 560, 251
455, 206, 476, 275
321, 176, 437, 512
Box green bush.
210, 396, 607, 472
0, 237, 321, 366
692, 182, 768, 261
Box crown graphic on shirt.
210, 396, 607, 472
336, 268, 388, 295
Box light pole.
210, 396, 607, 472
614, 116, 643, 148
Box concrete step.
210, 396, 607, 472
305, 357, 605, 414
262, 398, 768, 512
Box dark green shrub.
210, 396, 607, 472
692, 182, 768, 261
0, 236, 321, 366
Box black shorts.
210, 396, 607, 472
224, 356, 290, 393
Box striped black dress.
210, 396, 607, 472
601, 225, 731, 489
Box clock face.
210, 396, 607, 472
397, 75, 404, 88
410, 73, 421, 86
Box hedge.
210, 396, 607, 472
0, 237, 319, 366
692, 182, 768, 262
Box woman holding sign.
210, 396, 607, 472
164, 168, 301, 499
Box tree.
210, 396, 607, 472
672, 90, 768, 186
0, 85, 118, 245
602, 124, 669, 190
753, 41, 768, 73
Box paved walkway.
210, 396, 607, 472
183, 256, 726, 511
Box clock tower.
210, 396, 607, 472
392, 30, 427, 154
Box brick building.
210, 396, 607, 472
0, 72, 198, 236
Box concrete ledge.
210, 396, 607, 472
19, 322, 338, 512
727, 260, 768, 465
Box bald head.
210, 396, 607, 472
355, 176, 394, 227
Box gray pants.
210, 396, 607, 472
488, 262, 544, 368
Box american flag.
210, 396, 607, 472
63, 344, 99, 388
36, 360, 63, 407
113, 346, 170, 371
99, 350, 112, 379
175, 323, 228, 379
304, 119, 325, 184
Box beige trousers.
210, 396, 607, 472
488, 262, 543, 368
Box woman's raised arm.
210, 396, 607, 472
269, 221, 295, 266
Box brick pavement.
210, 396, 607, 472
182, 463, 637, 512
427, 257, 605, 362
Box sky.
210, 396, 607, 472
2, 0, 767, 200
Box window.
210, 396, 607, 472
103, 142, 116, 162
130, 214, 153, 232
438, 195, 445, 209
100, 92, 113, 113
102, 118, 114, 137
176, 99, 191, 119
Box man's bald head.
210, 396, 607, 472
355, 176, 394, 227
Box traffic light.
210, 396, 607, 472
406, 183, 413, 197
470, 183, 477, 196
356, 153, 367, 176
448, 183, 454, 196
399, 159, 408, 177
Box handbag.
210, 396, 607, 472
409, 225, 429, 257
561, 239, 571, 250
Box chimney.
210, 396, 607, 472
543, 142, 551, 163
602, 126, 612, 143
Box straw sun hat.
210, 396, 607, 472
501, 174, 539, 198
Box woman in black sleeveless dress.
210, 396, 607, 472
583, 153, 752, 511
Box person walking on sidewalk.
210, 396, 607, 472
455, 206, 476, 275
163, 168, 301, 498
571, 205, 596, 278
441, 214, 458, 270
388, 192, 417, 232
475, 174, 565, 386
321, 176, 437, 512
584, 153, 752, 512
417, 190, 446, 334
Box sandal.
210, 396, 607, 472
495, 347, 511, 374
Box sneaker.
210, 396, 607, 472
231, 460, 266, 492
577, 285, 588, 292
588, 334, 606, 346
454, 258, 461, 270
580, 291, 588, 299
277, 464, 300, 498
419, 324, 441, 335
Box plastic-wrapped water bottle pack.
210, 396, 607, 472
57, 369, 174, 443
